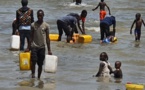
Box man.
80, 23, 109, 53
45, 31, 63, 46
57, 15, 78, 42
92, 0, 111, 21
100, 15, 116, 41
67, 10, 87, 34
29, 9, 52, 79
16, 0, 34, 51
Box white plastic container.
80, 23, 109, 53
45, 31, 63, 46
44, 55, 58, 73
10, 35, 20, 50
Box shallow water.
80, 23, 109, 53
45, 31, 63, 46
0, 0, 145, 90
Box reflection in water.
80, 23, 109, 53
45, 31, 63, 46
134, 41, 140, 48
36, 80, 44, 88
18, 78, 56, 90
96, 77, 112, 83
114, 78, 122, 83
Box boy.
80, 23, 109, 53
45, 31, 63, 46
28, 10, 52, 79
92, 0, 111, 21
130, 13, 145, 41
67, 10, 87, 34
113, 61, 123, 78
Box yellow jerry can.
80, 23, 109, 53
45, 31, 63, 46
19, 52, 31, 70
78, 35, 92, 43
49, 34, 59, 41
126, 84, 144, 90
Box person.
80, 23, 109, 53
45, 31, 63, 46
100, 15, 116, 41
94, 52, 113, 77
113, 61, 123, 78
57, 15, 78, 42
67, 10, 87, 34
28, 9, 52, 79
92, 0, 111, 21
101, 35, 117, 43
16, 0, 34, 51
73, 0, 82, 5
130, 13, 145, 41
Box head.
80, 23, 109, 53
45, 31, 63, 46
136, 13, 141, 20
37, 9, 44, 22
80, 10, 87, 18
115, 61, 121, 69
110, 36, 117, 42
100, 52, 108, 61
21, 0, 28, 7
101, 0, 104, 2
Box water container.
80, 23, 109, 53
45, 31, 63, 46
19, 52, 31, 70
10, 35, 20, 50
78, 35, 92, 43
49, 34, 59, 41
126, 83, 144, 90
44, 55, 58, 73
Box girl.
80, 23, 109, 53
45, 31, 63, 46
95, 52, 113, 77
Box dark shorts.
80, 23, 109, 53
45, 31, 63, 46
31, 47, 45, 66
134, 29, 141, 35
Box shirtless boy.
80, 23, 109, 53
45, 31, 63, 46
92, 0, 111, 21
130, 13, 145, 41
113, 61, 123, 78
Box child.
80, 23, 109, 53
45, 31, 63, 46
94, 52, 113, 77
113, 61, 123, 79
130, 13, 145, 41
92, 0, 111, 21
100, 35, 117, 43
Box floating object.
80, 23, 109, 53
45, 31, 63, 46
19, 52, 31, 70
10, 35, 20, 50
49, 34, 59, 41
126, 83, 144, 90
44, 55, 58, 73
78, 35, 92, 43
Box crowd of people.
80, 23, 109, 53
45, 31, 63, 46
11, 0, 145, 80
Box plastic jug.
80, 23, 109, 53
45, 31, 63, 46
19, 52, 31, 70
44, 55, 58, 73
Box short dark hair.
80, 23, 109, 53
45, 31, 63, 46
21, 0, 28, 6
37, 9, 44, 16
100, 52, 108, 60
81, 10, 87, 17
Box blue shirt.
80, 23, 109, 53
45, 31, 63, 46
59, 16, 77, 27
100, 16, 116, 27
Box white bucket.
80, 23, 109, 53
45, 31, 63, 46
44, 55, 58, 73
10, 35, 20, 50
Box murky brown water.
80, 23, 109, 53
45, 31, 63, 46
0, 0, 145, 90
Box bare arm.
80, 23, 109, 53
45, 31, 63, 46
106, 4, 111, 15
95, 63, 105, 77
92, 3, 100, 11
130, 20, 135, 34
82, 21, 85, 34
77, 20, 84, 34
142, 19, 145, 27
46, 26, 52, 55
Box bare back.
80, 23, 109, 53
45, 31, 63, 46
99, 2, 106, 10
